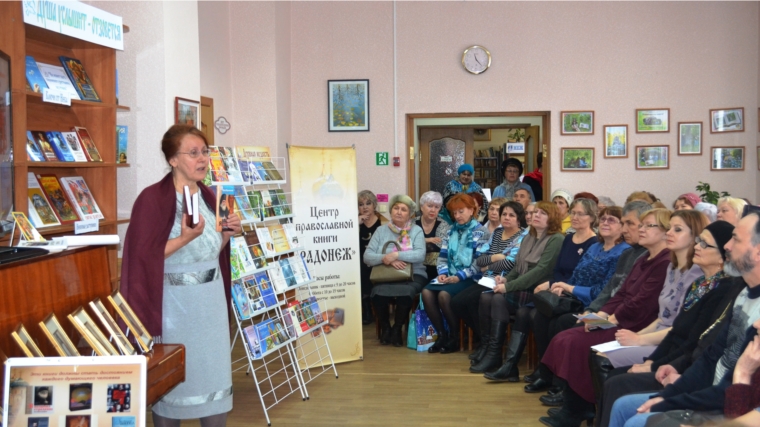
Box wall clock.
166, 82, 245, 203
462, 45, 491, 75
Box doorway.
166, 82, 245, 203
406, 112, 551, 203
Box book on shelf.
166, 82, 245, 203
31, 131, 59, 161
247, 190, 263, 221
26, 130, 46, 162
279, 258, 297, 288
59, 56, 101, 102
281, 308, 297, 338
268, 189, 283, 216
27, 172, 61, 228
286, 300, 307, 335
11, 212, 44, 242
256, 227, 276, 257
217, 146, 245, 184
61, 131, 88, 162
251, 161, 272, 181
231, 281, 253, 320
25, 56, 48, 93
36, 62, 81, 100
254, 271, 277, 307
260, 161, 283, 181
45, 131, 74, 162
59, 176, 104, 221
274, 189, 291, 215
233, 187, 257, 222
267, 223, 291, 253
73, 127, 103, 162
282, 223, 301, 250
36, 174, 80, 224
214, 185, 236, 232
256, 318, 290, 352
230, 245, 244, 280
259, 190, 276, 218
289, 254, 311, 284
244, 276, 266, 312
116, 125, 128, 163
243, 324, 261, 358
267, 262, 288, 293
300, 297, 318, 328
208, 147, 228, 183
250, 244, 267, 270
232, 235, 256, 274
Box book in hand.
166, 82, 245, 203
26, 130, 46, 161
60, 131, 88, 162
36, 62, 81, 100
73, 127, 103, 162
232, 281, 253, 320
12, 212, 45, 242
590, 340, 638, 353
243, 324, 261, 359
45, 131, 74, 161
183, 186, 199, 228
27, 172, 61, 228
31, 131, 59, 161
254, 271, 277, 307
116, 125, 128, 163
573, 313, 618, 330
59, 176, 104, 221
25, 56, 48, 93
36, 174, 80, 224
59, 56, 101, 102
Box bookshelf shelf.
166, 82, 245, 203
25, 91, 120, 109
26, 161, 111, 168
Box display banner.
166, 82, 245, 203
288, 146, 362, 364
22, 0, 124, 50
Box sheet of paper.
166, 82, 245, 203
591, 340, 639, 353
477, 276, 496, 289
482, 188, 492, 202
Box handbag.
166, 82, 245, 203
370, 241, 412, 284
644, 410, 706, 427
409, 295, 442, 352
533, 290, 584, 318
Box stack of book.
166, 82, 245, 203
26, 128, 102, 162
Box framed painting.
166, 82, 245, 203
328, 79, 369, 132
175, 97, 200, 127
678, 122, 702, 155
635, 145, 669, 169
603, 125, 628, 158
710, 108, 744, 133
560, 111, 594, 135
711, 146, 745, 171
561, 147, 594, 171
636, 109, 670, 133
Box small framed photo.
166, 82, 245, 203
561, 147, 594, 171
39, 313, 80, 357
635, 145, 670, 169
175, 97, 200, 127
560, 111, 594, 135
636, 109, 670, 133
68, 307, 120, 356
328, 79, 369, 132
678, 122, 702, 155
710, 108, 744, 133
11, 324, 44, 357
89, 298, 136, 356
108, 291, 153, 353
711, 146, 745, 171
603, 125, 628, 158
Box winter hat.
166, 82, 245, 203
458, 163, 475, 175
678, 193, 701, 208
550, 189, 572, 206
704, 220, 734, 260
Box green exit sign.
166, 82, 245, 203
376, 152, 389, 166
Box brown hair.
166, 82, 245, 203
161, 124, 209, 164
670, 210, 709, 270
446, 193, 477, 215
573, 192, 599, 205
531, 200, 563, 237
626, 191, 656, 205
598, 206, 624, 244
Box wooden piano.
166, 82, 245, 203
0, 245, 185, 405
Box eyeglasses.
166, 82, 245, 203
176, 149, 211, 159
599, 216, 620, 225
569, 211, 589, 218
695, 236, 718, 250
638, 223, 662, 230
505, 168, 520, 174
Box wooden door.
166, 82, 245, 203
200, 96, 214, 145
417, 128, 473, 201
524, 125, 540, 172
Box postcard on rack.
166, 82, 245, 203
61, 131, 88, 162
45, 131, 74, 162
232, 281, 253, 320
26, 130, 46, 162
59, 176, 104, 221
31, 131, 59, 161
73, 127, 103, 162
12, 212, 45, 242
27, 172, 61, 228
36, 174, 80, 224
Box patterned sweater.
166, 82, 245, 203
437, 223, 491, 281
567, 241, 631, 306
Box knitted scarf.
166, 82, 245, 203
447, 218, 479, 272
387, 220, 413, 252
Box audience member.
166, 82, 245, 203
673, 193, 701, 210
717, 196, 748, 226
551, 189, 573, 233
493, 158, 536, 201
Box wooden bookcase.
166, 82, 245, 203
0, 1, 128, 287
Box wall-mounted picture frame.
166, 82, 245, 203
560, 111, 594, 135
328, 79, 369, 132
175, 97, 200, 128
108, 291, 153, 353
39, 314, 80, 357
678, 122, 702, 155
711, 146, 745, 171
68, 307, 120, 356
710, 108, 744, 133
603, 125, 628, 158
89, 298, 136, 356
561, 147, 594, 171
636, 108, 670, 133
636, 145, 669, 169
11, 324, 44, 357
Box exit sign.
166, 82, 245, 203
376, 152, 389, 166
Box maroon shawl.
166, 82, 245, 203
120, 172, 232, 337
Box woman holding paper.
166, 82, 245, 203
121, 124, 241, 427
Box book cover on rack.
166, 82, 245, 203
232, 235, 256, 274
218, 146, 244, 183
274, 189, 291, 215
300, 298, 316, 328
214, 185, 236, 232
286, 300, 307, 333
251, 161, 271, 181
231, 281, 253, 320
308, 296, 323, 324
278, 258, 297, 288
243, 324, 261, 358
59, 176, 104, 221
26, 385, 54, 414
36, 62, 81, 100
45, 131, 74, 162
254, 271, 277, 307
268, 190, 283, 216
250, 243, 267, 269
61, 131, 88, 162
116, 125, 128, 163
266, 223, 290, 253
288, 255, 308, 284
208, 147, 228, 183
247, 190, 263, 221
229, 246, 243, 280
27, 172, 60, 228
259, 190, 275, 218
73, 127, 103, 162
36, 174, 80, 224
271, 318, 290, 343
26, 130, 46, 162
12, 212, 45, 242
31, 131, 59, 161
233, 187, 256, 222
261, 161, 283, 181
245, 277, 265, 312
282, 223, 301, 249
25, 56, 48, 93
282, 309, 297, 338
59, 56, 101, 102
267, 262, 288, 293
256, 227, 276, 257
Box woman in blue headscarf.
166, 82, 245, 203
442, 163, 488, 221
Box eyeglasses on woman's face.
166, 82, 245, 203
569, 210, 589, 218
177, 148, 211, 159
695, 236, 718, 250
638, 223, 663, 230
599, 216, 620, 225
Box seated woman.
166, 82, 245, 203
363, 195, 427, 346
717, 196, 748, 226
470, 201, 564, 377
416, 191, 450, 282
527, 206, 631, 389
537, 209, 673, 427
551, 189, 573, 233
442, 164, 488, 220
358, 190, 386, 325
597, 220, 739, 427
483, 197, 508, 234
423, 193, 491, 353
673, 193, 701, 211
450, 201, 529, 363
492, 158, 535, 201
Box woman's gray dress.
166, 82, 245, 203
151, 193, 233, 419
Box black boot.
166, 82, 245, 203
589, 352, 614, 426
428, 331, 448, 353
392, 299, 411, 348
362, 297, 373, 325
470, 320, 508, 373
390, 323, 404, 347
524, 368, 541, 383
469, 311, 493, 363
380, 322, 392, 345
525, 363, 554, 393
373, 298, 391, 345
439, 335, 460, 354
483, 330, 528, 382
538, 387, 595, 427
